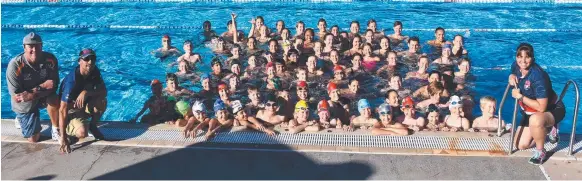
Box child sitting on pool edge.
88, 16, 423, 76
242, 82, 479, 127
469, 96, 505, 133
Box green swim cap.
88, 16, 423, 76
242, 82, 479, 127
167, 96, 176, 102
175, 101, 190, 116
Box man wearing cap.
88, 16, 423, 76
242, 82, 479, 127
58, 48, 107, 153
6, 32, 60, 143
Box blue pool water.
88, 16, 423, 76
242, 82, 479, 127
1, 1, 581, 133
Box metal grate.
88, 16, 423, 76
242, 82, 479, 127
2, 120, 579, 153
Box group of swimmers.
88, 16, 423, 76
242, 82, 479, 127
138, 13, 506, 140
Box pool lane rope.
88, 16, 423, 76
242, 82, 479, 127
1, 0, 581, 3
2, 24, 582, 33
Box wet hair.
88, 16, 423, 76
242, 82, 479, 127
331, 25, 339, 31
166, 73, 178, 82
388, 50, 398, 57
349, 77, 359, 84
248, 36, 257, 43
183, 40, 193, 45
324, 33, 334, 41
296, 21, 305, 27
318, 18, 327, 26
227, 20, 233, 27
256, 16, 264, 22
516, 43, 535, 63
231, 44, 241, 50
269, 39, 278, 45
350, 21, 360, 28
435, 27, 445, 33
408, 36, 420, 44
457, 57, 471, 66
367, 19, 376, 26
479, 96, 496, 107
393, 21, 402, 27
352, 53, 363, 61
276, 20, 286, 29
429, 70, 441, 79
365, 29, 374, 35
248, 84, 258, 92
390, 73, 402, 80
305, 28, 315, 35
288, 49, 299, 57
427, 81, 444, 96
330, 49, 340, 55
385, 89, 398, 98
203, 21, 211, 29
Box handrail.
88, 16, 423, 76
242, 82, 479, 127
508, 94, 519, 155
497, 84, 512, 137
557, 80, 579, 157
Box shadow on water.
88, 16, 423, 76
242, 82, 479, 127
90, 141, 374, 180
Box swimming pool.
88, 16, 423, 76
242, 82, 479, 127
1, 1, 581, 133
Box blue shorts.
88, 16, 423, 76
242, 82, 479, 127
16, 110, 42, 138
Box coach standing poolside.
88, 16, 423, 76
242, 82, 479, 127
6, 32, 60, 143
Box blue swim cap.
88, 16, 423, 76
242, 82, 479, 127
442, 43, 452, 50
357, 99, 371, 113
213, 99, 227, 113
200, 73, 210, 83
378, 103, 391, 115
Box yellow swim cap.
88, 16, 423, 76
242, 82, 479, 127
295, 100, 309, 111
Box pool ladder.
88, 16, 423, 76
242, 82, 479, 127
498, 80, 580, 157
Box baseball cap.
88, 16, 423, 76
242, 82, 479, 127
213, 99, 227, 113
378, 103, 391, 115
357, 99, 371, 113
192, 101, 206, 113
175, 101, 190, 116
295, 100, 309, 111
402, 96, 415, 108
317, 100, 329, 113
327, 82, 338, 92
23, 32, 42, 45
79, 48, 96, 60
449, 95, 463, 109
231, 100, 244, 114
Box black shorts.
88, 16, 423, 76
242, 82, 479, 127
520, 101, 566, 127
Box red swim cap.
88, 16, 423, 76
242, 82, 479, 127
327, 82, 338, 91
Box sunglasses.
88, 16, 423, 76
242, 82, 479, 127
265, 102, 277, 107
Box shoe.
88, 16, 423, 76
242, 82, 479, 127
51, 127, 60, 141
89, 123, 105, 140
528, 148, 546, 165
15, 117, 21, 129
548, 126, 559, 144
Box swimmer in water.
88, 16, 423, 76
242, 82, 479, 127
442, 95, 470, 132
341, 78, 363, 101
361, 43, 381, 72
373, 37, 391, 59
451, 34, 468, 58
387, 74, 412, 98
243, 55, 261, 80
217, 82, 233, 106
226, 44, 242, 64
210, 58, 230, 80
294, 21, 306, 40
205, 99, 234, 139
331, 65, 347, 85
412, 71, 451, 100
416, 81, 448, 110
227, 59, 243, 78
346, 53, 365, 76
348, 21, 361, 40
248, 16, 265, 39
256, 93, 287, 126
306, 56, 325, 76
469, 96, 505, 133
183, 101, 212, 138
372, 103, 410, 136
220, 12, 244, 44
231, 100, 277, 136
176, 60, 194, 78
363, 30, 377, 48
398, 36, 421, 62
385, 89, 404, 119
388, 21, 408, 44
350, 99, 378, 130
271, 20, 285, 38
244, 85, 264, 116
316, 100, 340, 129
405, 55, 430, 80
397, 96, 426, 131
302, 28, 315, 54
317, 18, 328, 39
285, 49, 300, 70
202, 21, 217, 41
151, 35, 181, 60
327, 82, 352, 131
432, 44, 455, 66
171, 101, 193, 127
130, 79, 174, 125
453, 58, 473, 90
279, 29, 292, 52
376, 51, 399, 77
313, 41, 327, 60
256, 25, 272, 44
288, 100, 320, 134
344, 35, 362, 56
322, 33, 336, 55
212, 37, 229, 55
176, 40, 201, 65
424, 104, 445, 131
246, 37, 264, 56
367, 19, 385, 40
164, 73, 194, 98
427, 27, 451, 48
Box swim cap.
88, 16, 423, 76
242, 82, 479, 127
448, 95, 463, 109
327, 82, 338, 92
266, 62, 274, 69
192, 101, 206, 113
218, 82, 228, 90
295, 100, 309, 110
402, 96, 415, 108
357, 99, 371, 113
231, 100, 244, 114
167, 96, 176, 102
211, 58, 222, 66
151, 79, 161, 86
213, 99, 227, 113
442, 43, 452, 50
175, 101, 190, 116
200, 73, 210, 83
297, 81, 307, 89
317, 100, 329, 113
333, 65, 343, 72
230, 59, 241, 68
378, 103, 391, 115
